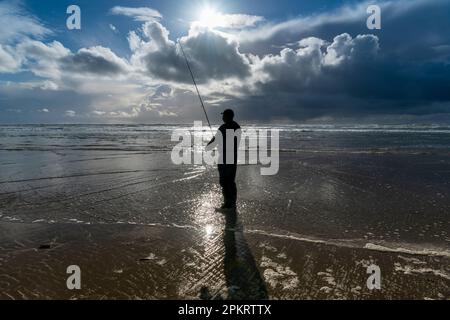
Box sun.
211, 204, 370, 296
197, 6, 223, 28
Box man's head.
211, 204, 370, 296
221, 109, 234, 123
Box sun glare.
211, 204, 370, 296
198, 6, 223, 28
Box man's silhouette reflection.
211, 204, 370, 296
199, 210, 268, 300
223, 210, 268, 299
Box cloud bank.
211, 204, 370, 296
0, 1, 450, 123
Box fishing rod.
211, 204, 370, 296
177, 40, 214, 134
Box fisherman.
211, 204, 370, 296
178, 42, 241, 210
206, 109, 241, 211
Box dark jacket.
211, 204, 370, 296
206, 121, 241, 165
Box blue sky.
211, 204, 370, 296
1, 0, 450, 123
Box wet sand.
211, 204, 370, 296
0, 218, 448, 300
0, 125, 449, 299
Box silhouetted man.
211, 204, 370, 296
206, 109, 241, 210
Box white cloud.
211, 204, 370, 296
0, 1, 51, 44
15, 40, 70, 78
0, 44, 21, 72
220, 14, 264, 28
5, 38, 130, 82
38, 108, 49, 113
237, 1, 372, 44
109, 24, 117, 33
5, 80, 59, 91
158, 110, 177, 117
127, 31, 142, 51
323, 33, 379, 66
110, 6, 162, 22
194, 12, 264, 29
40, 80, 58, 90
65, 110, 76, 117
248, 33, 379, 94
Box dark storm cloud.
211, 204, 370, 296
181, 28, 251, 82
131, 22, 251, 84
121, 0, 450, 122
238, 0, 450, 59
214, 28, 450, 122
206, 0, 450, 122
60, 50, 125, 75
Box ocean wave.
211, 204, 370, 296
247, 229, 450, 258
364, 243, 450, 258
3, 218, 448, 259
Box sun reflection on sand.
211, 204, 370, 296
190, 189, 223, 245
205, 224, 214, 236
177, 189, 228, 298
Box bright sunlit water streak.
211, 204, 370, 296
205, 224, 214, 236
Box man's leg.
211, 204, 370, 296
228, 165, 237, 208
222, 165, 237, 208
218, 165, 229, 207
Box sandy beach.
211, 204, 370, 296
0, 124, 449, 299
0, 218, 448, 300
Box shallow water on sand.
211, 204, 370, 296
0, 124, 449, 299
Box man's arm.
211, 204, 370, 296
205, 129, 220, 151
